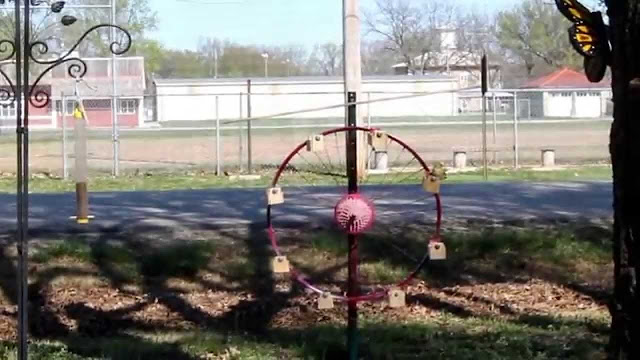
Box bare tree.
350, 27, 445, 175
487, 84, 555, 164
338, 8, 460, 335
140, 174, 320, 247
313, 43, 342, 76
361, 40, 396, 75
364, 0, 455, 74
197, 36, 223, 77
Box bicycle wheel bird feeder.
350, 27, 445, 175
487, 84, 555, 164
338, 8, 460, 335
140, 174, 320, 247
266, 93, 446, 357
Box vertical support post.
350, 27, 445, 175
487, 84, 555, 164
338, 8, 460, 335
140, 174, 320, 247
346, 91, 359, 360
343, 0, 364, 179
61, 93, 68, 180
15, 0, 28, 358
74, 102, 89, 223
492, 93, 497, 164
366, 92, 371, 127
481, 54, 488, 180
513, 91, 519, 168
247, 80, 252, 174
111, 0, 119, 177
482, 96, 488, 180
238, 93, 244, 172
215, 95, 221, 176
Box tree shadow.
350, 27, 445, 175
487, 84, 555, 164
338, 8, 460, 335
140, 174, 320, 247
0, 181, 614, 358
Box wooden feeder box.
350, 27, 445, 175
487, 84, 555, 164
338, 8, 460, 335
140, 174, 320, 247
307, 134, 325, 152
369, 130, 388, 151
389, 289, 406, 308
272, 256, 290, 273
428, 242, 447, 261
266, 187, 284, 205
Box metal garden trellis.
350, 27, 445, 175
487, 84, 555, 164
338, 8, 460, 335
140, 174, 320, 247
0, 1, 131, 358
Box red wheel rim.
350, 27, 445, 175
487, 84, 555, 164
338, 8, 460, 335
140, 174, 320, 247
267, 126, 443, 303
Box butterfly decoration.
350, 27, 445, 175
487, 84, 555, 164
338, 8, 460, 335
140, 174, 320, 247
554, 0, 610, 83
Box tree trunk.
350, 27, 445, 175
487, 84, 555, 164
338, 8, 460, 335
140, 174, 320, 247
607, 0, 640, 358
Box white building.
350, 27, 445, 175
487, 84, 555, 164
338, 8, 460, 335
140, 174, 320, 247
391, 28, 502, 90
518, 68, 612, 118
151, 75, 460, 124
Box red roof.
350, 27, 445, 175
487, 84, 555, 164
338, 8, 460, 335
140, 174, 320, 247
520, 67, 610, 89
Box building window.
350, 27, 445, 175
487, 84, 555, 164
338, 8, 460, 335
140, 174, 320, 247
0, 103, 16, 118
551, 92, 572, 97
65, 100, 75, 115
85, 99, 112, 109
118, 99, 137, 114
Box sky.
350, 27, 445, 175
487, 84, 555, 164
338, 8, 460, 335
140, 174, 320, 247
149, 0, 522, 51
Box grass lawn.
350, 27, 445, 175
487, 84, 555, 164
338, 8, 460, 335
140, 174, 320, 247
0, 165, 612, 193
0, 220, 612, 359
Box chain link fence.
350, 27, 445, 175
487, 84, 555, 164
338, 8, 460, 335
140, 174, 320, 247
0, 88, 613, 178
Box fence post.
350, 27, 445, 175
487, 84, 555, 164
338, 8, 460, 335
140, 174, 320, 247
247, 80, 252, 174
112, 96, 120, 177
513, 91, 519, 168
238, 92, 244, 172
367, 92, 371, 127
492, 92, 497, 163
215, 95, 221, 175
61, 93, 68, 180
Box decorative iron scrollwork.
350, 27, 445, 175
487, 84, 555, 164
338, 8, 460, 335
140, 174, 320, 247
27, 24, 132, 108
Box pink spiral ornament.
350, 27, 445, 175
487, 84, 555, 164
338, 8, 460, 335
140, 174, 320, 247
334, 194, 376, 234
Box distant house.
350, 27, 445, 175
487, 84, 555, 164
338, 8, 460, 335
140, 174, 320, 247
391, 28, 502, 90
0, 56, 146, 129
518, 68, 611, 118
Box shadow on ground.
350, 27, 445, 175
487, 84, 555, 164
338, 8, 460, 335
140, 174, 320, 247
0, 212, 613, 359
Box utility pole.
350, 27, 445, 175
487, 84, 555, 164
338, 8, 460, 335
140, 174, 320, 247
343, 0, 365, 177
343, 2, 363, 359
261, 52, 269, 78
343, 0, 362, 114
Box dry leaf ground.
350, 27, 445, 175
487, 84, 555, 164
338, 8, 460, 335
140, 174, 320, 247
0, 219, 611, 359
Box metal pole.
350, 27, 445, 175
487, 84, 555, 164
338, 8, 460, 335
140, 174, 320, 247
481, 54, 488, 180
15, 0, 28, 357
215, 96, 221, 175
62, 93, 68, 180
367, 92, 371, 127
482, 94, 488, 180
492, 93, 497, 164
238, 93, 243, 172
247, 80, 252, 174
111, 0, 119, 176
346, 91, 359, 360
74, 100, 89, 223
513, 91, 519, 168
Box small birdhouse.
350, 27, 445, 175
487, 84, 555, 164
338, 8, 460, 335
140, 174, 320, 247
388, 289, 406, 308
318, 292, 335, 310
428, 242, 447, 261
266, 187, 284, 205
423, 176, 441, 194
307, 134, 325, 152
271, 256, 290, 273
369, 130, 388, 151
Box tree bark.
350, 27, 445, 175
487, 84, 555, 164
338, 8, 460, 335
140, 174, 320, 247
607, 0, 640, 358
